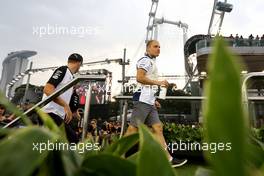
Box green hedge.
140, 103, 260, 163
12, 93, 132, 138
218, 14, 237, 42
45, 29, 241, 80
163, 123, 264, 144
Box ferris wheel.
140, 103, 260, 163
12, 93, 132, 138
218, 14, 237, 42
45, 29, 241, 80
208, 0, 233, 36
145, 0, 188, 44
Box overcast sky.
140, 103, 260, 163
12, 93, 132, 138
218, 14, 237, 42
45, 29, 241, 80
1, 0, 264, 92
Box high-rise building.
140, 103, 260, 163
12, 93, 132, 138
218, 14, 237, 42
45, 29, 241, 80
0, 50, 37, 97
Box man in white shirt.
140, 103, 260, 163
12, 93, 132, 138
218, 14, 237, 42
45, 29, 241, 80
125, 40, 187, 167
43, 53, 83, 143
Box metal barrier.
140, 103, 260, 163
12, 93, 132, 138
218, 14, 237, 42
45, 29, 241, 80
242, 72, 264, 127
114, 95, 205, 137
116, 75, 264, 136
4, 72, 263, 139
3, 75, 106, 141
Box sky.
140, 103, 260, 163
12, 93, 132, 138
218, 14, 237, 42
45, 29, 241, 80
0, 0, 264, 94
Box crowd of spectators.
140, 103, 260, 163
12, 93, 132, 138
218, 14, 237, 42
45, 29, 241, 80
0, 101, 122, 144
0, 104, 21, 125
227, 34, 264, 47
85, 118, 122, 143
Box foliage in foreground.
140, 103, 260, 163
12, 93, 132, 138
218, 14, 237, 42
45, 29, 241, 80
0, 38, 264, 176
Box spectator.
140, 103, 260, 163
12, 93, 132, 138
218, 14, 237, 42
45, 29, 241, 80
0, 104, 6, 122
239, 35, 244, 46
248, 34, 254, 46
234, 34, 239, 46
255, 35, 260, 46
229, 34, 235, 46
260, 34, 264, 46
87, 119, 100, 141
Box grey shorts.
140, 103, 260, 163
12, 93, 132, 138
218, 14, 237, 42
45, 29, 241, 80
129, 101, 161, 127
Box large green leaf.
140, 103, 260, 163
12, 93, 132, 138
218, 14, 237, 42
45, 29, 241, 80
137, 124, 175, 176
127, 152, 139, 164
104, 133, 139, 156
36, 108, 67, 142
60, 149, 82, 176
0, 127, 59, 176
246, 136, 264, 168
36, 150, 66, 176
78, 154, 136, 176
203, 37, 248, 176
36, 148, 82, 176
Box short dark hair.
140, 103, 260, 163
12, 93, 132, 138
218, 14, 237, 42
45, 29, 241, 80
68, 53, 83, 64
91, 119, 97, 124
146, 40, 157, 48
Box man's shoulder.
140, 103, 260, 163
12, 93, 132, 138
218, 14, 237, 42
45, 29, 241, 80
137, 56, 152, 65
137, 56, 150, 62
56, 65, 68, 71
48, 66, 68, 84
53, 66, 69, 76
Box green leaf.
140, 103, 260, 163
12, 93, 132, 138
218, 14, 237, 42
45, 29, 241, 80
203, 37, 248, 176
127, 152, 139, 164
78, 154, 136, 176
36, 148, 82, 176
137, 124, 175, 176
194, 167, 214, 176
0, 128, 16, 139
35, 108, 68, 142
0, 127, 59, 176
36, 150, 66, 176
246, 136, 264, 168
60, 149, 82, 176
104, 133, 139, 156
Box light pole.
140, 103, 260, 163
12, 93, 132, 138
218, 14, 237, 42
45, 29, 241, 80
22, 62, 33, 104
118, 48, 129, 120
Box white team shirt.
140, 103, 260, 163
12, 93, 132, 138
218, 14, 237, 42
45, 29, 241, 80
132, 55, 159, 105
42, 66, 73, 119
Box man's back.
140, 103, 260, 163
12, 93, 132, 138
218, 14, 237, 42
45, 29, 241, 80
42, 66, 74, 118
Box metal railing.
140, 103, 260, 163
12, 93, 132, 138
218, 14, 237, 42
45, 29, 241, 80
115, 95, 205, 137
3, 75, 106, 140
116, 74, 264, 136
196, 38, 264, 51
242, 72, 264, 127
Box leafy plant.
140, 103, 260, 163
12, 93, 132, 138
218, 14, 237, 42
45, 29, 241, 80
163, 123, 202, 144
203, 37, 264, 176
1, 37, 264, 176
0, 105, 176, 176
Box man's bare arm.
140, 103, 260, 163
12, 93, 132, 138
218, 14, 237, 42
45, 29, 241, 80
43, 83, 72, 123
43, 83, 68, 107
136, 69, 169, 87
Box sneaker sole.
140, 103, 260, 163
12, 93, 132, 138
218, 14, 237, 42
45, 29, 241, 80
171, 159, 188, 168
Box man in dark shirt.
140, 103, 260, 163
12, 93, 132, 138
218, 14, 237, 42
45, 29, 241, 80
43, 53, 83, 143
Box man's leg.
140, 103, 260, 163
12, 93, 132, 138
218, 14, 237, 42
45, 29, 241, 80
146, 107, 187, 167
124, 102, 149, 136
124, 101, 150, 158
124, 125, 138, 137
48, 113, 79, 143
151, 123, 171, 159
